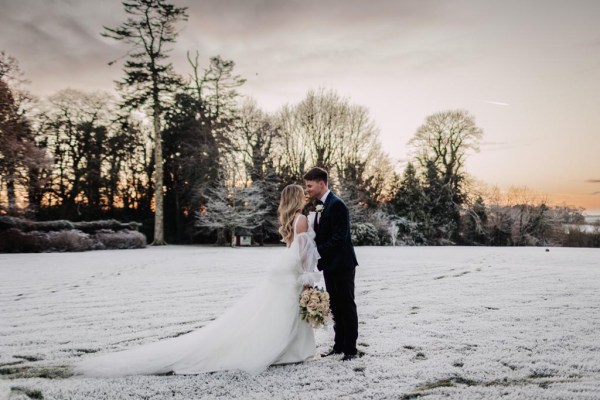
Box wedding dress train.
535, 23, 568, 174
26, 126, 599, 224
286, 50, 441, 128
74, 216, 320, 377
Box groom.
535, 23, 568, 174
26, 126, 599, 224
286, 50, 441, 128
304, 167, 359, 361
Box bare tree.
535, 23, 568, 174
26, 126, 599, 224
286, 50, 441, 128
485, 186, 555, 246
103, 0, 188, 245
297, 89, 347, 171
275, 88, 387, 193
409, 109, 483, 197
236, 100, 279, 181
40, 90, 112, 210
275, 103, 310, 180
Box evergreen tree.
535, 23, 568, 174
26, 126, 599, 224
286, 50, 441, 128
389, 162, 426, 222
461, 195, 489, 244
422, 160, 458, 243
103, 0, 188, 245
162, 91, 220, 243
195, 180, 268, 246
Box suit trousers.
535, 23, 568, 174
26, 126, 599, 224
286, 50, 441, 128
323, 268, 358, 355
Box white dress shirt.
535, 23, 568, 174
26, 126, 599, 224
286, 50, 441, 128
319, 190, 330, 205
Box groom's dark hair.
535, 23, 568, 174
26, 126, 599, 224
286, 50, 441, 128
303, 167, 328, 184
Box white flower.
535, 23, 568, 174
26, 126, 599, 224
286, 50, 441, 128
316, 204, 324, 213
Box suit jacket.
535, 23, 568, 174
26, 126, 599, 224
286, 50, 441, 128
315, 192, 358, 273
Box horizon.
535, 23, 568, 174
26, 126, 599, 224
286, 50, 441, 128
1, 0, 599, 210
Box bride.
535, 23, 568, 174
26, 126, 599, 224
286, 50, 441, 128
74, 184, 321, 377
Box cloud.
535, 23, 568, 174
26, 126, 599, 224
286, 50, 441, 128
586, 179, 600, 183
484, 100, 510, 106
480, 141, 520, 152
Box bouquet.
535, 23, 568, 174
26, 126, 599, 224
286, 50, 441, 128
299, 286, 330, 328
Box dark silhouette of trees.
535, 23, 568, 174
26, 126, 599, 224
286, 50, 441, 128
2, 47, 596, 248
0, 52, 49, 216
103, 0, 188, 245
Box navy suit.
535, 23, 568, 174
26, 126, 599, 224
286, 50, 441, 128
314, 192, 359, 355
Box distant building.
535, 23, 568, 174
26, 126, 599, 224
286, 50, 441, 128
232, 230, 252, 247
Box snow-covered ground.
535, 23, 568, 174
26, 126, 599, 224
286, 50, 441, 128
1, 246, 599, 400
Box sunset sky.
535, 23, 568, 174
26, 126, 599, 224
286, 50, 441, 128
1, 0, 599, 211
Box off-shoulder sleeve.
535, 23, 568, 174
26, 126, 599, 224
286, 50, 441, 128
295, 231, 322, 285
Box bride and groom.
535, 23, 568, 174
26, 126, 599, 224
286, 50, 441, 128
74, 167, 359, 377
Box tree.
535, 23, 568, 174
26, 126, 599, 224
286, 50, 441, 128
195, 180, 268, 246
236, 100, 278, 182
162, 90, 220, 243
200, 56, 246, 124
297, 89, 347, 171
234, 100, 281, 244
160, 54, 247, 243
187, 53, 245, 167
409, 109, 483, 205
105, 114, 152, 213
275, 88, 388, 193
422, 160, 457, 243
103, 0, 188, 245
40, 90, 113, 215
461, 195, 489, 245
0, 52, 48, 215
389, 162, 426, 222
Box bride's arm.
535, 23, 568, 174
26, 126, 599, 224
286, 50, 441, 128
295, 215, 321, 285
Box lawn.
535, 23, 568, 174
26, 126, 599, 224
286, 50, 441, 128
1, 246, 599, 399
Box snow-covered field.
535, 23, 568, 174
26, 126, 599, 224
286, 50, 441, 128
1, 246, 599, 400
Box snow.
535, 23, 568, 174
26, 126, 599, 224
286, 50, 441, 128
1, 246, 599, 399
565, 224, 600, 233
583, 209, 600, 224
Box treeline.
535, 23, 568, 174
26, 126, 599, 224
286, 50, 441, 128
0, 0, 596, 249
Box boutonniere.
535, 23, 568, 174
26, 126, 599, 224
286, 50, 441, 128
315, 204, 324, 213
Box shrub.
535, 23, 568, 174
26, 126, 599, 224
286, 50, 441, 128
351, 223, 380, 246
93, 229, 147, 249
0, 216, 142, 234
0, 228, 48, 252
46, 230, 96, 252
395, 217, 425, 245
0, 227, 146, 253
73, 220, 142, 233
31, 220, 76, 232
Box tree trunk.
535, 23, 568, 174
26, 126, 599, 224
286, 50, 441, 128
151, 101, 166, 245
6, 170, 16, 215
216, 228, 227, 246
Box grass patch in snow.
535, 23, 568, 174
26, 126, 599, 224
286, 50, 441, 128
9, 386, 44, 399
0, 366, 71, 380
13, 355, 43, 362
72, 348, 99, 355
0, 361, 24, 368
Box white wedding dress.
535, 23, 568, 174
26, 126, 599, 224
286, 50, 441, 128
73, 215, 320, 377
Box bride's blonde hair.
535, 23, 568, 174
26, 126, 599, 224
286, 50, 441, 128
278, 184, 305, 245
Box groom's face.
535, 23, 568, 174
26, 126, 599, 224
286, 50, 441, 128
304, 179, 326, 200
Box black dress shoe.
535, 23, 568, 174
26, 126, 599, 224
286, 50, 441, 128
321, 349, 343, 357
342, 353, 357, 361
